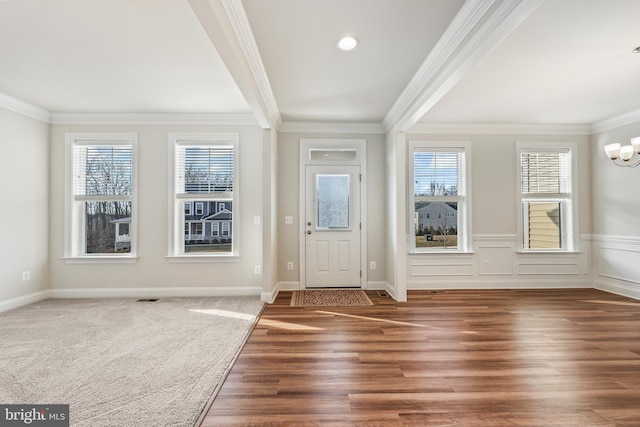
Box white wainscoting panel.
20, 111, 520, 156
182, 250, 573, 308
516, 255, 581, 275
407, 234, 590, 290
477, 247, 514, 275
592, 235, 640, 300
599, 247, 640, 284
409, 255, 474, 277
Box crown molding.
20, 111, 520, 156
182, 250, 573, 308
383, 0, 544, 133
279, 121, 385, 134
221, 0, 281, 130
0, 92, 51, 123
49, 113, 258, 126
409, 122, 591, 136
591, 108, 640, 134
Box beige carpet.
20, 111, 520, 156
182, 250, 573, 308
0, 296, 263, 426
290, 289, 373, 307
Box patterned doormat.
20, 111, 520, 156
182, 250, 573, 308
290, 289, 373, 307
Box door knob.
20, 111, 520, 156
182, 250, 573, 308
307, 221, 312, 226
307, 230, 312, 235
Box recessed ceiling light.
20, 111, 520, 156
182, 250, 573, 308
337, 35, 358, 51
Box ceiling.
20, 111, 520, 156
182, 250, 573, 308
1, 0, 639, 131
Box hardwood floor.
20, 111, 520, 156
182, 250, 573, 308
201, 289, 640, 426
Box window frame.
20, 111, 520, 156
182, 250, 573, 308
408, 141, 472, 253
64, 133, 138, 262
168, 133, 239, 260
516, 141, 577, 252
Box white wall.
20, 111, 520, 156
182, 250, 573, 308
403, 132, 592, 290
276, 132, 387, 291
261, 128, 279, 302
48, 123, 265, 297
591, 122, 640, 299
0, 108, 49, 310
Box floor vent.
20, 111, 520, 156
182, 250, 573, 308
135, 298, 159, 302
428, 290, 440, 294
376, 291, 389, 297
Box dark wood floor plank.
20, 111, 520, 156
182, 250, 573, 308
201, 289, 640, 426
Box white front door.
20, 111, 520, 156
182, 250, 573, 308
304, 165, 361, 288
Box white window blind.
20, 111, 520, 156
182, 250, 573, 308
73, 145, 132, 197
413, 151, 462, 197
176, 145, 234, 195
520, 151, 570, 195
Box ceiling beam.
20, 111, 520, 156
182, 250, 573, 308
187, 0, 281, 130
383, 0, 544, 133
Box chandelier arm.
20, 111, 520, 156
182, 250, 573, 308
612, 157, 640, 167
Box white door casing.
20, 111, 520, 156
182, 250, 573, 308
305, 165, 360, 287
299, 139, 367, 289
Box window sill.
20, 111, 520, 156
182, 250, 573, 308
62, 256, 138, 264
409, 251, 475, 255
165, 255, 239, 263
515, 250, 582, 255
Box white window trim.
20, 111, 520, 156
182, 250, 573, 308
516, 141, 578, 253
195, 202, 204, 216
167, 133, 239, 261
63, 132, 138, 262
408, 141, 472, 254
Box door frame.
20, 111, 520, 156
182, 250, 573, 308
299, 139, 367, 290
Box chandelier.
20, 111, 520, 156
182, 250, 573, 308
603, 137, 640, 167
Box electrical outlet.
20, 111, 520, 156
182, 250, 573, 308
254, 216, 261, 225
22, 271, 31, 282
254, 265, 261, 275
370, 261, 376, 270
287, 262, 293, 270
285, 216, 293, 225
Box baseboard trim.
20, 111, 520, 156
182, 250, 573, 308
261, 282, 300, 304
0, 290, 51, 313
594, 280, 640, 301
48, 286, 262, 299
407, 279, 592, 290
367, 281, 396, 299
260, 290, 277, 304
276, 281, 300, 291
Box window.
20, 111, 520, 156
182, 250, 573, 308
409, 142, 470, 252
169, 133, 238, 257
518, 142, 576, 251
66, 133, 137, 258
184, 202, 192, 215
195, 202, 204, 216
